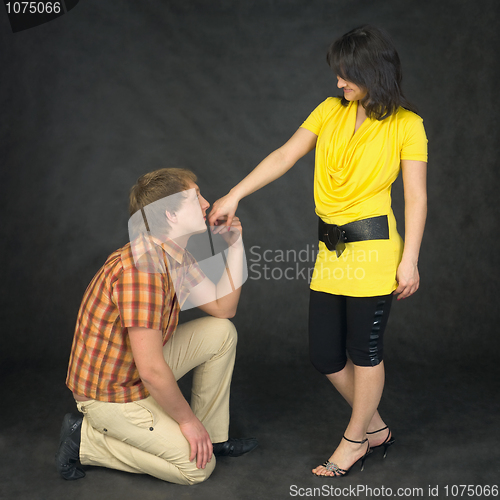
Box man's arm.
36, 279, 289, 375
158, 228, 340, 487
128, 326, 212, 469
188, 217, 244, 318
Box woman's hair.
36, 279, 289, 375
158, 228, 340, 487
326, 25, 417, 120
129, 167, 197, 217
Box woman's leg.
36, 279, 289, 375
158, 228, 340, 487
308, 290, 347, 375
311, 293, 393, 476
309, 291, 390, 440
325, 360, 387, 437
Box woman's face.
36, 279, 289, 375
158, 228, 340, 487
337, 76, 367, 102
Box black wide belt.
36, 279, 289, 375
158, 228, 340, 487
318, 215, 389, 257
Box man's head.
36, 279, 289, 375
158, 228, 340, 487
129, 168, 209, 241
129, 167, 197, 217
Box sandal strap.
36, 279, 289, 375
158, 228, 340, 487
342, 435, 368, 445
367, 426, 392, 445
366, 425, 388, 435
323, 461, 348, 475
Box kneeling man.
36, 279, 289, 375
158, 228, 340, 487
56, 168, 256, 485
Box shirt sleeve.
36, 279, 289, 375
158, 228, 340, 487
300, 98, 336, 136
112, 268, 166, 331
183, 252, 206, 289
400, 114, 428, 162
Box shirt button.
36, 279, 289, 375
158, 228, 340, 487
149, 427, 154, 431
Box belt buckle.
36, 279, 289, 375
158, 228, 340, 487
324, 225, 345, 257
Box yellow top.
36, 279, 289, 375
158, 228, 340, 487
301, 97, 428, 297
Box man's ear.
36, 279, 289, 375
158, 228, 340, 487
165, 210, 177, 224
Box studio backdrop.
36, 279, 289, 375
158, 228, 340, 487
1, 0, 499, 376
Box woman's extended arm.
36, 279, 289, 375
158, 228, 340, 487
208, 127, 317, 227
394, 159, 428, 300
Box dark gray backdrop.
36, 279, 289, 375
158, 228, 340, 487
1, 1, 499, 499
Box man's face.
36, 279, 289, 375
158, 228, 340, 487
171, 182, 210, 236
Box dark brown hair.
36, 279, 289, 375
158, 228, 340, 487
327, 25, 417, 119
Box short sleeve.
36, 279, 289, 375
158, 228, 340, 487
300, 98, 338, 136
400, 115, 428, 162
113, 268, 166, 330
183, 252, 206, 289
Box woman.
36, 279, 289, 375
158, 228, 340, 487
208, 25, 427, 477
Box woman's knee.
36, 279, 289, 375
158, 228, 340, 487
309, 351, 347, 374
346, 346, 384, 367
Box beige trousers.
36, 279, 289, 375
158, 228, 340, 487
76, 317, 237, 485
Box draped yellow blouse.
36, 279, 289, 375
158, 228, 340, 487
301, 97, 427, 297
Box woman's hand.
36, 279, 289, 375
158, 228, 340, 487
208, 192, 239, 229
215, 215, 243, 247
394, 258, 420, 300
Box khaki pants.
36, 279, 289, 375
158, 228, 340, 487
76, 317, 237, 485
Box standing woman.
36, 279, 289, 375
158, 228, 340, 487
208, 25, 427, 477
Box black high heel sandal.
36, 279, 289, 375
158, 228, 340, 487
315, 435, 370, 477
366, 426, 395, 458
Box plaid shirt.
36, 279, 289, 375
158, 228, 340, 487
66, 236, 205, 403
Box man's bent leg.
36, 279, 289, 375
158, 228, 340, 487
164, 317, 237, 443
77, 400, 216, 485
76, 317, 236, 483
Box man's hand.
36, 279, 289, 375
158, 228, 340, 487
213, 215, 243, 247
394, 258, 420, 300
179, 417, 213, 469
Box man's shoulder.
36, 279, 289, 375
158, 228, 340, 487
91, 243, 137, 286
118, 242, 136, 271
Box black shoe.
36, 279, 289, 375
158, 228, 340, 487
314, 435, 371, 477
55, 413, 86, 480
366, 426, 395, 458
212, 438, 258, 457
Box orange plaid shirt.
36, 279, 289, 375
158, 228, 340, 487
66, 236, 205, 403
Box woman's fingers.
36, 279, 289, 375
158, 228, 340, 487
208, 194, 238, 227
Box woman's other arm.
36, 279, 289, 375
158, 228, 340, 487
208, 127, 317, 227
394, 159, 427, 300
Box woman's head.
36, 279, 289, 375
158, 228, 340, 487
327, 25, 416, 119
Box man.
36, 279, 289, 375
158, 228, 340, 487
55, 168, 257, 485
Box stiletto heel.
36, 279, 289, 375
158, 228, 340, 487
314, 435, 371, 477
367, 426, 395, 458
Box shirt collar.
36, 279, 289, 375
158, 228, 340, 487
159, 237, 186, 265
130, 233, 186, 268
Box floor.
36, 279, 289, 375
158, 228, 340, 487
1, 357, 498, 500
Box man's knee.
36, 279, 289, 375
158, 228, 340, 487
182, 458, 216, 485
205, 317, 238, 346
222, 318, 237, 343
